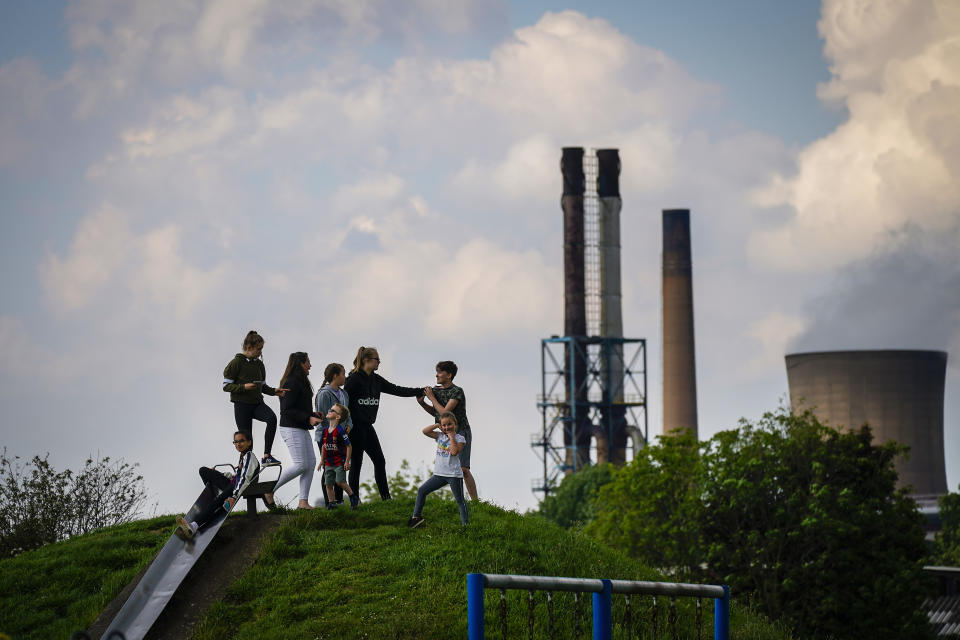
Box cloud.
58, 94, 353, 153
789, 225, 960, 359
39, 204, 226, 317
749, 0, 960, 271
39, 204, 132, 310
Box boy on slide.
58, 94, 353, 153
175, 431, 260, 540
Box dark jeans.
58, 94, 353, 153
348, 422, 389, 500
414, 475, 468, 525
318, 441, 345, 506
193, 466, 233, 530
233, 401, 277, 455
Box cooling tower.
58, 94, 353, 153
785, 350, 948, 496
561, 147, 590, 468
597, 149, 628, 463
662, 209, 698, 437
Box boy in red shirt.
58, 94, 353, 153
318, 403, 359, 509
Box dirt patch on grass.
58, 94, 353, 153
87, 512, 287, 639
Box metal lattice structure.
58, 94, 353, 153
531, 336, 648, 496
583, 150, 601, 337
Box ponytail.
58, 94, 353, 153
351, 346, 378, 373
323, 362, 344, 385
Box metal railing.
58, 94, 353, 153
467, 573, 729, 640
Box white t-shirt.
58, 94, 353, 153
433, 433, 467, 478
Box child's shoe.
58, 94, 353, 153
326, 502, 339, 510
260, 454, 281, 467
349, 494, 360, 509
175, 516, 197, 540
407, 515, 424, 528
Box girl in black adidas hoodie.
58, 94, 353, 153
344, 346, 423, 500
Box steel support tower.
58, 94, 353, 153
531, 336, 648, 497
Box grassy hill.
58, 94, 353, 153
0, 499, 792, 639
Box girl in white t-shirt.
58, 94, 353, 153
407, 412, 468, 527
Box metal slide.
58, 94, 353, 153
99, 482, 230, 640
99, 460, 279, 640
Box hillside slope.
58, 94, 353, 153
0, 500, 792, 639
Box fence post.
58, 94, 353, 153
592, 579, 612, 640
468, 573, 485, 639
714, 585, 730, 640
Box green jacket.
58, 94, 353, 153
223, 354, 277, 404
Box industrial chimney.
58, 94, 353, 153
662, 209, 698, 437
597, 149, 627, 463
785, 350, 948, 496
561, 147, 590, 469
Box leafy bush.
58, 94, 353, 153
0, 450, 151, 556
582, 408, 930, 640
538, 463, 616, 529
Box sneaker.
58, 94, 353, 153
326, 502, 339, 510
349, 494, 360, 509
407, 515, 424, 528
175, 516, 195, 540
261, 454, 281, 467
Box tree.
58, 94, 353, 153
585, 431, 705, 581
538, 463, 615, 529
359, 459, 439, 502
0, 450, 150, 556
701, 409, 929, 640
931, 487, 960, 565
582, 409, 931, 640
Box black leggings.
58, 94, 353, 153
233, 402, 277, 455
193, 466, 233, 530
348, 423, 389, 500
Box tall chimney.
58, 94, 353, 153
561, 148, 590, 468
662, 209, 698, 437
597, 149, 628, 463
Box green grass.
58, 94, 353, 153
0, 501, 793, 639
0, 514, 172, 640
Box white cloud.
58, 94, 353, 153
751, 0, 960, 271
39, 204, 132, 310
40, 205, 226, 317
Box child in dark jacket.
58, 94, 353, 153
222, 330, 288, 467
175, 431, 260, 540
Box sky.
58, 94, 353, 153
1, 0, 958, 515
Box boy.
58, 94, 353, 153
408, 412, 468, 528
318, 403, 359, 509
418, 360, 477, 500
175, 431, 260, 540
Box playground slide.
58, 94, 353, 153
99, 483, 231, 640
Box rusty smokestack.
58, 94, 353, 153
561, 147, 590, 468
662, 209, 698, 437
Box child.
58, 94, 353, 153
417, 360, 478, 500
408, 412, 468, 528
175, 431, 260, 540
318, 403, 359, 509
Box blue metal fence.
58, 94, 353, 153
467, 573, 729, 640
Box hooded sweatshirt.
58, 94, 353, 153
223, 354, 277, 404
343, 369, 421, 428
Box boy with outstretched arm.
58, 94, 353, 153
318, 403, 359, 509
407, 412, 468, 528
175, 431, 260, 540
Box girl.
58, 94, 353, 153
418, 360, 478, 500
314, 362, 352, 506
222, 331, 287, 467
265, 352, 321, 510
407, 412, 468, 528
344, 346, 423, 500
175, 431, 260, 540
